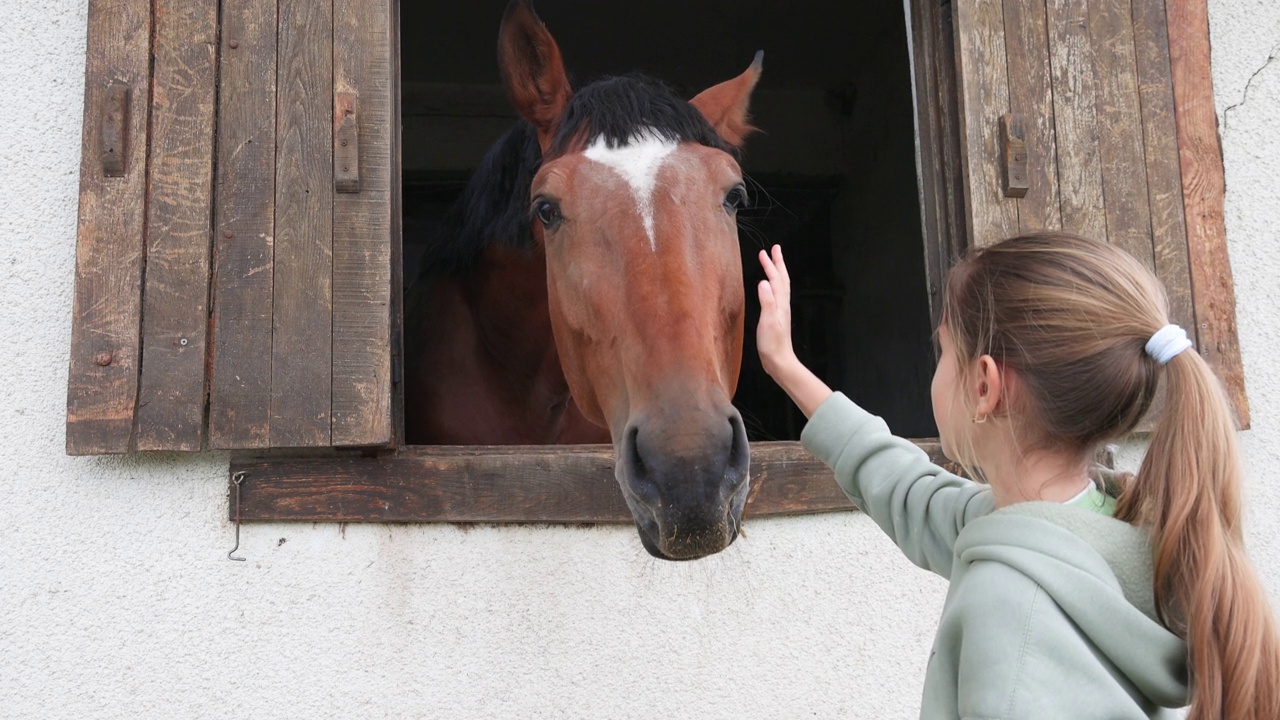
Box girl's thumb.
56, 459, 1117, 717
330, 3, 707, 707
758, 280, 774, 309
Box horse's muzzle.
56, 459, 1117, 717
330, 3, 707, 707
616, 406, 751, 560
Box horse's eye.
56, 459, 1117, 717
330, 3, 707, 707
723, 186, 749, 212
533, 198, 562, 228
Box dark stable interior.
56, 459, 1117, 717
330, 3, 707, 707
400, 0, 938, 440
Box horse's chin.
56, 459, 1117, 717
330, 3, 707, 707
636, 526, 735, 561
623, 479, 750, 561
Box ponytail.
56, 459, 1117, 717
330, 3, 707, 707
1116, 350, 1280, 720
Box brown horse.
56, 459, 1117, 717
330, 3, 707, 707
406, 0, 762, 560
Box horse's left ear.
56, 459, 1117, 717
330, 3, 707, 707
689, 51, 764, 148
498, 0, 572, 152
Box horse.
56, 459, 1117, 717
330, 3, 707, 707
405, 0, 763, 560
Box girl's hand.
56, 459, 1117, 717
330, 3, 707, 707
755, 244, 834, 419
756, 245, 796, 379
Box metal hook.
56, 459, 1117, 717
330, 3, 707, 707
228, 471, 246, 562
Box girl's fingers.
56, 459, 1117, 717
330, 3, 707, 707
758, 279, 774, 310
758, 249, 777, 283
762, 245, 789, 303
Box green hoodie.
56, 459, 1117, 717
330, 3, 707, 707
801, 393, 1188, 719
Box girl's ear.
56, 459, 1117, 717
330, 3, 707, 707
974, 355, 1005, 419
689, 51, 764, 148
498, 0, 571, 152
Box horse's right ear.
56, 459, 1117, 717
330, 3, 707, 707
690, 51, 764, 148
498, 0, 571, 152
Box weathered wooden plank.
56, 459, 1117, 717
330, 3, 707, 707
936, 0, 969, 261
954, 0, 1020, 246
332, 0, 394, 447
66, 0, 152, 455
134, 0, 219, 452
229, 441, 952, 523
1164, 0, 1250, 427
272, 0, 335, 447
1132, 0, 1195, 336
1002, 0, 1061, 229
1088, 0, 1156, 265
1045, 0, 1107, 241
909, 0, 967, 324
908, 0, 947, 322
390, 0, 406, 447
235, 446, 628, 523
209, 0, 277, 449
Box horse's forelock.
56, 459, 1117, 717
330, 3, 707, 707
550, 74, 736, 157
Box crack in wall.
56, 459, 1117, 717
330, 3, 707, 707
1223, 42, 1280, 132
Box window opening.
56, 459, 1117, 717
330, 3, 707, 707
400, 0, 936, 442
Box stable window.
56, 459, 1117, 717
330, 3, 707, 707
67, 0, 1248, 525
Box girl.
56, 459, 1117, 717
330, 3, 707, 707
755, 234, 1280, 719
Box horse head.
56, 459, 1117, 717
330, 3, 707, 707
498, 0, 761, 560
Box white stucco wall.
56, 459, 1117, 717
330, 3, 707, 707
1, 2, 1276, 717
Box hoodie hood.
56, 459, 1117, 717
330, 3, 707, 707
955, 506, 1189, 708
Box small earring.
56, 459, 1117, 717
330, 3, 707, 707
972, 414, 988, 424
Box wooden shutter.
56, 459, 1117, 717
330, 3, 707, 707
945, 0, 1249, 426
66, 0, 396, 454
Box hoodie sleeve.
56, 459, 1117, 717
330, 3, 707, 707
800, 392, 994, 579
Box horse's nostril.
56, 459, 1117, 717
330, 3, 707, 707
626, 424, 646, 478
728, 414, 747, 469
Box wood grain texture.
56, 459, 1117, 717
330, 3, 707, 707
332, 0, 393, 447
908, 0, 946, 322
229, 441, 952, 523
1131, 0, 1195, 337
909, 0, 968, 325
1001, 0, 1060, 226
1088, 0, 1156, 266
1045, 0, 1107, 241
936, 1, 968, 263
954, 0, 1019, 246
271, 0, 334, 447
134, 0, 219, 451
66, 0, 152, 455
209, 0, 277, 449
1165, 0, 1250, 427
389, 1, 406, 448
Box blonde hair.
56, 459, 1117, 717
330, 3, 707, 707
941, 233, 1279, 719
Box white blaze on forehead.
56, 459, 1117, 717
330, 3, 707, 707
582, 131, 679, 250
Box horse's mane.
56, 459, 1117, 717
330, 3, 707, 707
418, 74, 735, 278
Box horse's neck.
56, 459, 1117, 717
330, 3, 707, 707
407, 244, 603, 444
463, 244, 562, 394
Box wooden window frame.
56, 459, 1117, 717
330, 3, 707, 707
63, 0, 1246, 523
231, 0, 1248, 524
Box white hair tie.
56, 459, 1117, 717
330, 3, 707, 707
1145, 324, 1193, 365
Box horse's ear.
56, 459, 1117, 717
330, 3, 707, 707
689, 51, 764, 148
498, 0, 572, 152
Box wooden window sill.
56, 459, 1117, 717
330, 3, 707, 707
229, 440, 949, 523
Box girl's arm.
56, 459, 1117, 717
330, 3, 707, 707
756, 246, 993, 576
802, 392, 991, 577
